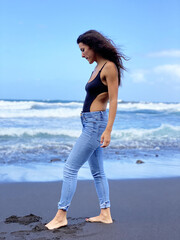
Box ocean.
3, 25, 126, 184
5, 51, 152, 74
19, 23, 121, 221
0, 99, 180, 182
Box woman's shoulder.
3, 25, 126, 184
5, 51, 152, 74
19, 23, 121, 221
103, 61, 118, 75
100, 61, 118, 84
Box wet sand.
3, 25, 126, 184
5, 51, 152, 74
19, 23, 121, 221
0, 178, 180, 240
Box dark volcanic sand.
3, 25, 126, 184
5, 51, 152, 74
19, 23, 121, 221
0, 179, 180, 240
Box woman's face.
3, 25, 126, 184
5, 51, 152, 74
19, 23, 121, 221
78, 43, 96, 64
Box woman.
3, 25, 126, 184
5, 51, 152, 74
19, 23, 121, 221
45, 30, 127, 230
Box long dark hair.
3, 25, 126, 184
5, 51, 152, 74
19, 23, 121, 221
77, 30, 128, 85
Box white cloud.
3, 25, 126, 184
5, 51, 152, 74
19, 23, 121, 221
130, 64, 180, 85
154, 64, 180, 79
147, 50, 180, 58
130, 70, 147, 83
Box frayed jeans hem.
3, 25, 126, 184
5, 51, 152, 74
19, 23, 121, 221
58, 204, 69, 211
100, 201, 111, 209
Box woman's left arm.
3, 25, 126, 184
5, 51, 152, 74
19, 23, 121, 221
101, 62, 119, 148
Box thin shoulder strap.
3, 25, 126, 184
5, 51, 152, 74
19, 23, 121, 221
99, 62, 107, 72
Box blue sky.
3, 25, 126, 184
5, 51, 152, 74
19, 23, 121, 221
0, 0, 180, 102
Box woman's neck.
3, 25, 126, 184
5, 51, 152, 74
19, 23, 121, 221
95, 55, 107, 66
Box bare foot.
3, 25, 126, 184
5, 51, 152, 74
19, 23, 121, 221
45, 210, 68, 230
86, 215, 113, 223
86, 208, 113, 224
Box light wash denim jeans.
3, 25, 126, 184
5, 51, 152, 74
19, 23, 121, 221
58, 111, 110, 211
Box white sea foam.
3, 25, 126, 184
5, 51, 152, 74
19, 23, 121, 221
111, 124, 180, 140
0, 100, 83, 110
0, 124, 179, 139
0, 107, 82, 118
0, 100, 38, 110
1, 100, 180, 113
117, 102, 180, 112
0, 127, 81, 138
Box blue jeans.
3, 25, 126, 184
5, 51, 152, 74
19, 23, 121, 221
58, 111, 110, 211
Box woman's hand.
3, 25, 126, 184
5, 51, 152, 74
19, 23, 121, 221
100, 129, 111, 148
